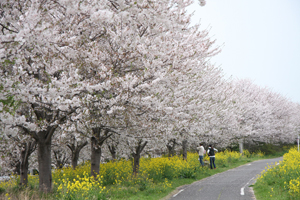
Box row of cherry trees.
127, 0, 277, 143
1, 0, 299, 193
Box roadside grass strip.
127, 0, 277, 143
254, 147, 300, 200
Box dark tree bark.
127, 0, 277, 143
106, 135, 119, 161
20, 141, 36, 187
107, 143, 117, 160
182, 139, 188, 160
91, 136, 102, 178
37, 125, 57, 193
132, 140, 148, 176
90, 128, 112, 178
67, 140, 88, 169
166, 139, 177, 157
12, 161, 21, 175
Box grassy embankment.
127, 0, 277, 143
253, 147, 300, 200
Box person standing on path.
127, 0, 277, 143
197, 143, 205, 166
207, 144, 218, 169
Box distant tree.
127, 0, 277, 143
232, 79, 300, 145
0, 126, 36, 186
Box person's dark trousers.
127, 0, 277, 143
210, 157, 216, 169
199, 155, 204, 166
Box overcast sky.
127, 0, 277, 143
188, 0, 300, 103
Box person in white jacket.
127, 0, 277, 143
207, 144, 218, 169
197, 143, 205, 166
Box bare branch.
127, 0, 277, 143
0, 23, 18, 33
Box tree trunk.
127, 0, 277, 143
167, 139, 176, 157
91, 136, 102, 178
71, 153, 79, 169
20, 141, 36, 187
132, 153, 140, 176
108, 144, 117, 160
19, 155, 29, 186
13, 161, 21, 175
132, 140, 148, 176
38, 138, 52, 192
239, 140, 244, 155
182, 139, 188, 160
90, 128, 112, 178
37, 126, 57, 193
69, 141, 88, 170
67, 138, 88, 170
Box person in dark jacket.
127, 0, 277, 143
207, 144, 218, 169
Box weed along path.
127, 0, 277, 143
166, 157, 282, 200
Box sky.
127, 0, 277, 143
188, 0, 300, 103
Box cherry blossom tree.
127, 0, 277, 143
232, 79, 300, 146
150, 61, 236, 155
66, 136, 88, 170
0, 102, 38, 186
52, 127, 88, 169
1, 0, 88, 192
61, 0, 219, 176
0, 125, 36, 186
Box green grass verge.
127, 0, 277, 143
253, 147, 300, 200
253, 183, 291, 200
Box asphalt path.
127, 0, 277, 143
166, 157, 282, 200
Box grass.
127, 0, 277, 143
253, 184, 291, 200
0, 149, 287, 200
253, 147, 300, 200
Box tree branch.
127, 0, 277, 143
45, 125, 58, 143
0, 23, 18, 33
16, 125, 38, 141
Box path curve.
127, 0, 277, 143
164, 157, 282, 200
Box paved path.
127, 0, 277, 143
166, 157, 282, 200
